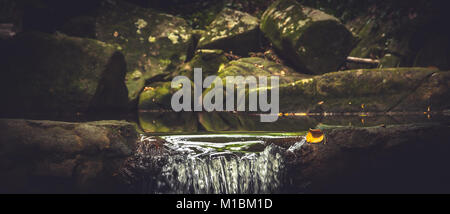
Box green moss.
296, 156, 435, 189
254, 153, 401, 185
138, 82, 175, 109
198, 8, 261, 56
172, 49, 229, 79
95, 0, 194, 103
274, 67, 440, 112
260, 0, 355, 74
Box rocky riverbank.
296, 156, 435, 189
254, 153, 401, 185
0, 119, 138, 193
121, 122, 450, 194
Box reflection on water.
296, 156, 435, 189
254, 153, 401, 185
138, 111, 449, 133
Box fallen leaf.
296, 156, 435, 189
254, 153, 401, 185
144, 87, 154, 91
306, 129, 324, 144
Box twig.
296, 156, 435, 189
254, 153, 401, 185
346, 56, 380, 64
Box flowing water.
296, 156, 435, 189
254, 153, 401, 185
123, 111, 449, 194
155, 134, 305, 194
125, 133, 305, 194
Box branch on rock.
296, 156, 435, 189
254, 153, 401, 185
346, 56, 380, 65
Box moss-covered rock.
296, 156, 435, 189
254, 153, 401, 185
217, 57, 311, 83
0, 31, 128, 116
0, 119, 138, 193
139, 112, 197, 133
198, 8, 261, 56
95, 0, 194, 102
217, 65, 447, 113
346, 8, 450, 71
138, 82, 178, 110
172, 49, 229, 79
139, 49, 227, 111
347, 15, 414, 69
260, 0, 356, 74
276, 67, 447, 112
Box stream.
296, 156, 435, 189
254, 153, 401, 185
121, 111, 450, 194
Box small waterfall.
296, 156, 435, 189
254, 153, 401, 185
155, 146, 284, 194
123, 134, 305, 194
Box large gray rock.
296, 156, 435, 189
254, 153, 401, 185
0, 31, 128, 116
0, 119, 138, 193
260, 0, 356, 74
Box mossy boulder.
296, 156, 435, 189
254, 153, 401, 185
138, 82, 179, 110
197, 8, 261, 56
139, 49, 227, 111
172, 49, 229, 79
0, 31, 128, 116
346, 9, 450, 70
217, 57, 311, 83
0, 119, 138, 193
275, 67, 448, 112
347, 16, 414, 69
95, 0, 194, 102
260, 0, 356, 74
138, 112, 197, 133
215, 65, 447, 113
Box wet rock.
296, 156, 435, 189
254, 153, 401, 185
95, 0, 194, 103
198, 8, 261, 56
0, 31, 128, 116
260, 0, 356, 74
0, 119, 138, 193
283, 123, 450, 193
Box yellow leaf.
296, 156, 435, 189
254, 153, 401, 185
306, 129, 324, 144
